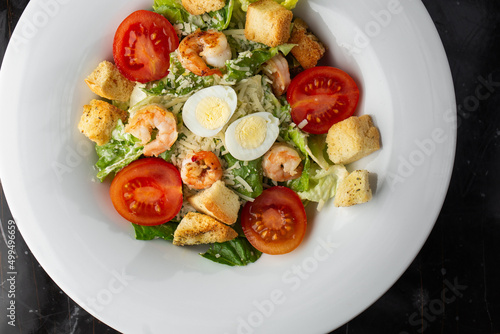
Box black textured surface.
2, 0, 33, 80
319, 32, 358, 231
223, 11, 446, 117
1, 0, 499, 333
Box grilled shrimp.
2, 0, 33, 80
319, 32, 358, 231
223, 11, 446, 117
177, 29, 232, 77
125, 105, 178, 157
262, 143, 303, 182
180, 151, 223, 189
262, 54, 291, 96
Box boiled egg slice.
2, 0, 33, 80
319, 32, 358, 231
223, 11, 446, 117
182, 85, 237, 137
225, 112, 280, 161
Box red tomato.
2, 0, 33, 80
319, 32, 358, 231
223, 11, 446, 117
287, 66, 360, 134
109, 158, 183, 226
113, 10, 179, 83
241, 186, 307, 255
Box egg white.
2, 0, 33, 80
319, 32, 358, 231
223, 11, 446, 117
182, 85, 237, 137
225, 112, 280, 161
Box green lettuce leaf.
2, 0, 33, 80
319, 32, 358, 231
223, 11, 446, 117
95, 120, 143, 181
201, 237, 262, 266
224, 44, 293, 82
132, 222, 179, 241
277, 0, 299, 10
297, 164, 349, 205
237, 0, 299, 11
223, 152, 263, 198
306, 134, 332, 170
154, 0, 234, 34
145, 52, 217, 96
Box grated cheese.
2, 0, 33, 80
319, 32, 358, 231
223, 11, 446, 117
297, 119, 309, 129
235, 176, 253, 193
236, 192, 255, 202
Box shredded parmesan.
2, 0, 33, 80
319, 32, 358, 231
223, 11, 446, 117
297, 119, 309, 129
235, 176, 253, 193
226, 161, 241, 171
236, 192, 255, 202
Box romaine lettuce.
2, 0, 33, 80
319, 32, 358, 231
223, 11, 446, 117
145, 52, 217, 96
223, 152, 263, 198
133, 221, 179, 241
224, 44, 294, 82
95, 120, 143, 181
237, 0, 299, 11
154, 0, 234, 34
297, 164, 349, 207
201, 237, 262, 266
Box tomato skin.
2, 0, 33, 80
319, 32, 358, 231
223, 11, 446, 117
287, 66, 360, 134
241, 186, 307, 255
113, 10, 179, 83
110, 158, 183, 226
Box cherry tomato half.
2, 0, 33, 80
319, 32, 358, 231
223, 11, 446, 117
287, 66, 360, 134
113, 10, 179, 83
110, 158, 183, 226
241, 186, 307, 255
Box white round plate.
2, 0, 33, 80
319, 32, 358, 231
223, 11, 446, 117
0, 0, 456, 333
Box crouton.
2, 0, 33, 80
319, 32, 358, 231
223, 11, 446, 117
326, 115, 380, 165
334, 170, 372, 207
182, 0, 226, 15
244, 0, 293, 47
85, 61, 135, 102
78, 99, 128, 146
188, 180, 240, 225
173, 212, 238, 246
288, 18, 326, 69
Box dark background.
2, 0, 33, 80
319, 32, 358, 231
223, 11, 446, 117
1, 0, 499, 333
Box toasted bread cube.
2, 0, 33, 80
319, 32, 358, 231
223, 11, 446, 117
182, 0, 226, 15
244, 0, 293, 47
78, 99, 128, 146
334, 170, 372, 207
173, 212, 238, 246
187, 180, 240, 225
85, 61, 135, 102
326, 115, 380, 165
288, 18, 326, 69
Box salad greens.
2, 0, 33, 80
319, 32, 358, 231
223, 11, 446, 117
145, 53, 217, 96
153, 0, 234, 34
223, 152, 264, 198
133, 222, 179, 241
201, 237, 262, 266
95, 120, 143, 181
237, 0, 299, 11
225, 44, 294, 82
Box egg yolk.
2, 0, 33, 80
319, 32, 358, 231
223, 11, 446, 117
195, 96, 231, 130
235, 116, 267, 149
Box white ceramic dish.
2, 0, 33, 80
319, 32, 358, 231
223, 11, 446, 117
0, 0, 456, 333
